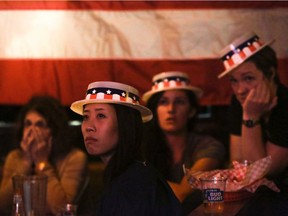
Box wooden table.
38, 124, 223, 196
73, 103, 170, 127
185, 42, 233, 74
188, 186, 288, 216
188, 199, 249, 216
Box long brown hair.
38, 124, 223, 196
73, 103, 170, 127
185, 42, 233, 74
15, 95, 72, 161
247, 46, 280, 84
103, 104, 143, 184
142, 90, 199, 177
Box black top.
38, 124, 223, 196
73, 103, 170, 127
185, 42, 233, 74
97, 161, 183, 216
227, 83, 288, 147
227, 83, 288, 189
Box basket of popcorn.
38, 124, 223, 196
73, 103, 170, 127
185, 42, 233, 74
184, 156, 280, 202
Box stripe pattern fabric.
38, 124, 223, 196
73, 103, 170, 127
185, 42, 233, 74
0, 1, 287, 106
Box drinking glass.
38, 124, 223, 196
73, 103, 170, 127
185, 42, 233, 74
200, 176, 227, 214
12, 174, 48, 216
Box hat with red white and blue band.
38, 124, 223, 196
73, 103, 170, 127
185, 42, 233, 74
142, 71, 203, 103
218, 32, 275, 78
71, 81, 153, 122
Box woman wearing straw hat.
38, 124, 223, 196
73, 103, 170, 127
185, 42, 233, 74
142, 71, 225, 214
70, 81, 183, 216
218, 32, 288, 191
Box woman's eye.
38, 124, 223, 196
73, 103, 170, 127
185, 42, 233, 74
24, 121, 32, 128
244, 76, 255, 82
229, 77, 237, 84
175, 99, 186, 105
158, 99, 168, 105
83, 115, 89, 121
35, 121, 47, 128
97, 113, 106, 119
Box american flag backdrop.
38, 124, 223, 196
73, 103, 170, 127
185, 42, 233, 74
0, 1, 287, 106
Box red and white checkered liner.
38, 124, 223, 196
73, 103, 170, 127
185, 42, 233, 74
184, 156, 279, 194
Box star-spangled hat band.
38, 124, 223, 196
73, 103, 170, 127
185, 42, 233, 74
71, 81, 153, 122
142, 71, 203, 103
218, 32, 275, 78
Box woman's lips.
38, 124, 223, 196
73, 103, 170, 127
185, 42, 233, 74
85, 137, 98, 143
166, 117, 176, 123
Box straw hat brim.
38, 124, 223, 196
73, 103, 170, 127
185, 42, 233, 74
218, 39, 275, 79
70, 99, 153, 123
142, 86, 203, 103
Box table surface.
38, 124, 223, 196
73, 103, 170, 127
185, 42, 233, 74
188, 199, 248, 216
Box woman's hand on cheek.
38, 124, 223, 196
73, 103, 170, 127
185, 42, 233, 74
243, 80, 277, 119
20, 130, 34, 163
31, 128, 52, 164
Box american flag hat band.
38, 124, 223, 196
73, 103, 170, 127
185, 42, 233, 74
142, 71, 203, 103
70, 81, 153, 122
152, 76, 190, 91
86, 87, 140, 104
218, 32, 275, 79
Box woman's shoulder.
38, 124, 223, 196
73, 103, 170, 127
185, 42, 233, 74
116, 161, 156, 182
187, 132, 226, 157
270, 84, 288, 119
188, 132, 222, 146
6, 148, 22, 159
109, 161, 167, 191
101, 161, 182, 215
61, 148, 88, 164
68, 148, 87, 157
111, 161, 178, 196
277, 84, 288, 106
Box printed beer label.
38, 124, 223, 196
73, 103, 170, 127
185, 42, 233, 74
204, 188, 224, 202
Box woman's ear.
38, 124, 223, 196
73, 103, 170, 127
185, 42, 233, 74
269, 67, 276, 81
266, 67, 277, 102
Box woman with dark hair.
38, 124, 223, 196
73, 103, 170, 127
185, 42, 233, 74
70, 81, 183, 216
0, 95, 89, 215
102, 104, 143, 184
218, 32, 288, 191
142, 72, 225, 214
218, 32, 288, 216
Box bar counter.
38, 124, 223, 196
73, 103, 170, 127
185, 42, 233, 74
188, 199, 248, 216
188, 186, 288, 216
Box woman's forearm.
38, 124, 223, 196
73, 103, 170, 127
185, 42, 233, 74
241, 124, 266, 161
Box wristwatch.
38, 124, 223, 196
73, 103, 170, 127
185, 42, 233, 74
242, 119, 260, 128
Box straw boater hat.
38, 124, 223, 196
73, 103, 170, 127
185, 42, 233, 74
142, 71, 203, 103
218, 32, 275, 79
71, 81, 153, 122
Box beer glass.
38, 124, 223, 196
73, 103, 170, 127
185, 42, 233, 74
12, 174, 47, 216
200, 176, 227, 214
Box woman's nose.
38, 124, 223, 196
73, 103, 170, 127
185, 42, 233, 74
86, 126, 96, 132
27, 127, 33, 136
85, 121, 96, 132
237, 82, 247, 94
167, 102, 175, 113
